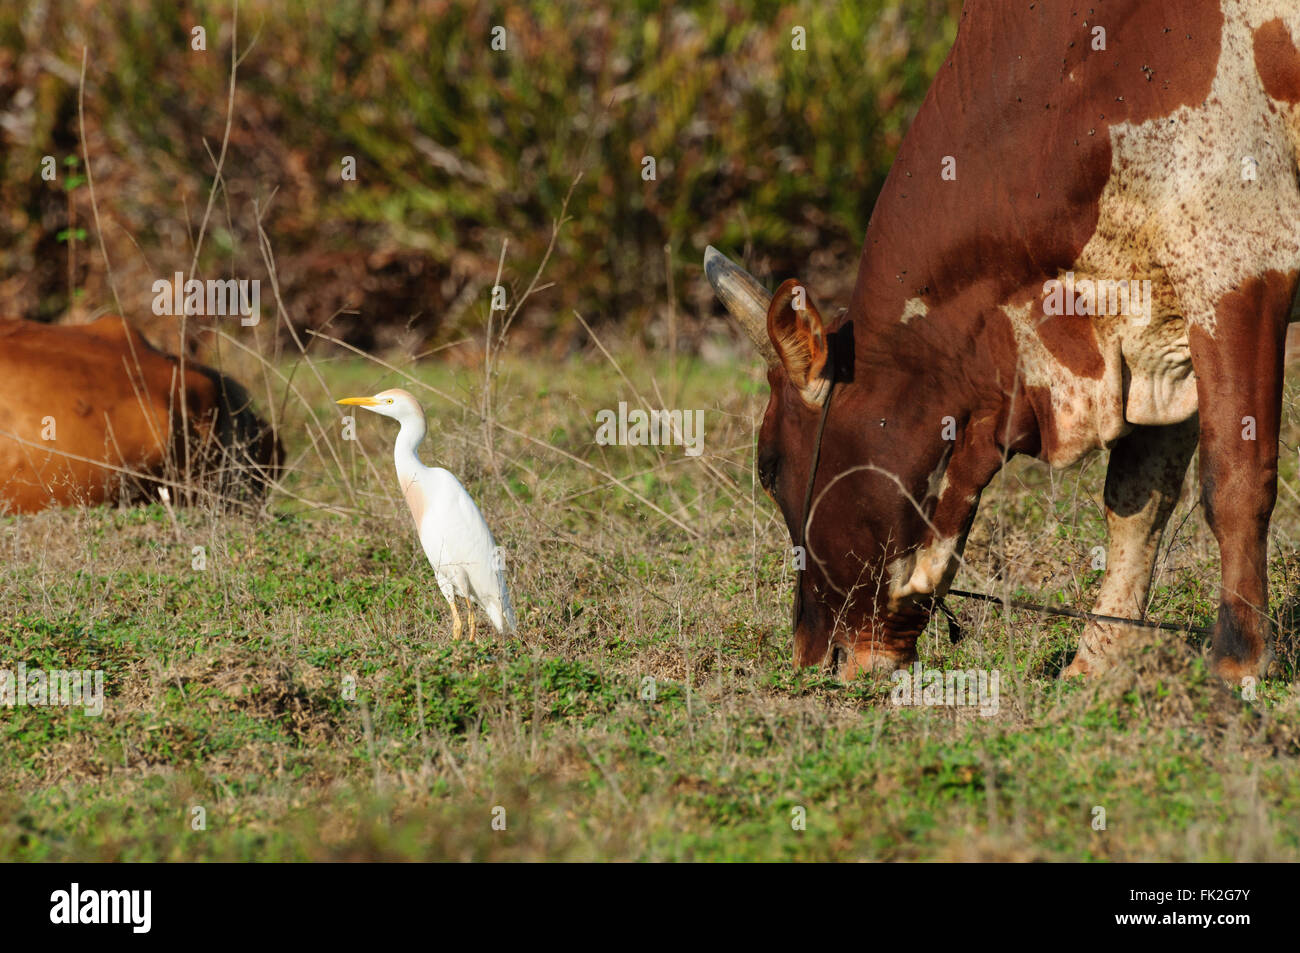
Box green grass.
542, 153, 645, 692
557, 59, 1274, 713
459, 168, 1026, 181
2, 355, 1299, 861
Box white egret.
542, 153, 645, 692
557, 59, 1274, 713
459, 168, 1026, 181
337, 388, 517, 640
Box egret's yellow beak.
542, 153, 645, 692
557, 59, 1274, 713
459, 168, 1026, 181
336, 396, 380, 406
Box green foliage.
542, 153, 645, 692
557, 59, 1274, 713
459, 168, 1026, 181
0, 0, 959, 337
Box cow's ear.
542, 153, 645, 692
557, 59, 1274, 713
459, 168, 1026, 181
767, 279, 830, 406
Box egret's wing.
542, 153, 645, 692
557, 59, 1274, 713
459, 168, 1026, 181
417, 469, 511, 611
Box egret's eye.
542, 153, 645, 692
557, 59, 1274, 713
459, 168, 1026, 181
387, 398, 394, 404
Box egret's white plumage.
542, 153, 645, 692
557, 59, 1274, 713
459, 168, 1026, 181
337, 388, 516, 639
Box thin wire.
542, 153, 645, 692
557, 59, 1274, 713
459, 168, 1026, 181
944, 587, 1213, 636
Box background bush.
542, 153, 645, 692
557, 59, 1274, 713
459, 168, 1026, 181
0, 0, 959, 357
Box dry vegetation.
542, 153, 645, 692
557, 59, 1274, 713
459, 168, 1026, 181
0, 0, 959, 355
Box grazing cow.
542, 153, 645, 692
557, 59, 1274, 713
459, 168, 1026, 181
707, 0, 1300, 681
0, 316, 282, 513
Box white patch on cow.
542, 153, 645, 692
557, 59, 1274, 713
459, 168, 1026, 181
886, 553, 916, 603
1077, 1, 1300, 334
1008, 2, 1300, 468
1118, 315, 1199, 424
1009, 281, 1201, 467
889, 534, 959, 607
925, 463, 949, 502
899, 297, 928, 324
1003, 301, 1129, 467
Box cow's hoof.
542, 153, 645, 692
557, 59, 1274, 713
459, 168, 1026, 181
1060, 653, 1107, 678
1209, 653, 1269, 684
838, 643, 913, 681
1060, 657, 1089, 678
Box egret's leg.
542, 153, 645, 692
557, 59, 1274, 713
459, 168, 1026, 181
448, 595, 463, 641
466, 597, 477, 642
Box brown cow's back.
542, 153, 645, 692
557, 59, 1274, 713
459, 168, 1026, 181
0, 316, 279, 513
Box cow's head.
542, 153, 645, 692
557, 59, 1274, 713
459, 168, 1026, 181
173, 361, 285, 507
706, 246, 987, 678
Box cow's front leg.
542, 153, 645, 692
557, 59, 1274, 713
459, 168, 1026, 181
1063, 417, 1198, 677
1187, 271, 1297, 681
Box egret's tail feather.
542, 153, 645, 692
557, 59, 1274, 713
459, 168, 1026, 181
497, 571, 518, 635
485, 584, 518, 636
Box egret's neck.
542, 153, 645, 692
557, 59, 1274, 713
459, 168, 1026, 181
392, 414, 427, 481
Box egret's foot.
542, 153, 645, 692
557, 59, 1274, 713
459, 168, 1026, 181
449, 598, 463, 641
467, 597, 477, 642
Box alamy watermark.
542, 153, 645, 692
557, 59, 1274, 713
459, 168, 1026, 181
1042, 271, 1152, 324
50, 883, 150, 933
890, 662, 1000, 716
151, 272, 260, 325
1, 663, 104, 716
594, 401, 704, 456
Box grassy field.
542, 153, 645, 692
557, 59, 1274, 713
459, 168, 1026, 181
5, 0, 1298, 864
3, 348, 1300, 862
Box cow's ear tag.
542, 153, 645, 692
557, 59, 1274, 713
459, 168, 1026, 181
767, 278, 830, 406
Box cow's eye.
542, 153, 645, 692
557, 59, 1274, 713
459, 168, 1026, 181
758, 451, 779, 491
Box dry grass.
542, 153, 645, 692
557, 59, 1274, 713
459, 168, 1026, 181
1, 346, 1299, 861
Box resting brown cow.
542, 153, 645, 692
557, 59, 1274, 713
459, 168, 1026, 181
707, 0, 1300, 682
0, 315, 281, 513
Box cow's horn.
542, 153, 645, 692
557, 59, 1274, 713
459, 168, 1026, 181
704, 245, 778, 367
